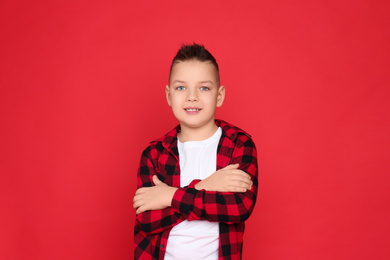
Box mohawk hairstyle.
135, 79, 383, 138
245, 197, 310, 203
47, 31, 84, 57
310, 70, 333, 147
169, 43, 220, 83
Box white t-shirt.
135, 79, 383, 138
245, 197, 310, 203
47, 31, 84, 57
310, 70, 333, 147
164, 127, 222, 260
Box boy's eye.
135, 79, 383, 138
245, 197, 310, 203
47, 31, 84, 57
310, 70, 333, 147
200, 86, 210, 91
176, 86, 186, 90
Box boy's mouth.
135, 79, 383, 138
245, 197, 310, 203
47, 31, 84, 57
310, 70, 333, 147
185, 108, 200, 112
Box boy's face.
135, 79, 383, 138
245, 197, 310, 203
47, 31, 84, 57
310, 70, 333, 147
166, 59, 225, 131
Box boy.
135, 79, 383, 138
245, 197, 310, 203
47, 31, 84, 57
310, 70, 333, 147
133, 43, 258, 260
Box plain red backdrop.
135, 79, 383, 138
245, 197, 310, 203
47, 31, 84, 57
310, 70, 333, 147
1, 0, 389, 259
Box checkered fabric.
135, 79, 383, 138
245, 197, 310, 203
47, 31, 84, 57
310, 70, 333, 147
134, 120, 258, 260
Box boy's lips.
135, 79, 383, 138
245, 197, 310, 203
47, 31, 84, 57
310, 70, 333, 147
184, 107, 201, 114
184, 107, 201, 111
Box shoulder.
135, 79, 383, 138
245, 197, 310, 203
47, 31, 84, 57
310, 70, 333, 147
140, 140, 165, 159
140, 124, 180, 156
150, 124, 179, 145
217, 119, 253, 139
217, 119, 256, 150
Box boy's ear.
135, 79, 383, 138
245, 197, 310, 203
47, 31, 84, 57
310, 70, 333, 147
165, 85, 172, 106
216, 85, 225, 107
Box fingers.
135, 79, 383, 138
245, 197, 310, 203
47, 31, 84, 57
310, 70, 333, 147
221, 166, 251, 181
135, 188, 145, 195
227, 185, 247, 193
133, 187, 147, 209
210, 166, 253, 193
136, 206, 146, 215
133, 200, 141, 209
227, 171, 252, 184
225, 171, 253, 191
223, 163, 240, 170
230, 180, 252, 191
133, 192, 143, 209
152, 175, 162, 185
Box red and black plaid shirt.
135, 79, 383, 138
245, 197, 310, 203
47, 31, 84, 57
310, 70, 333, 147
134, 120, 258, 260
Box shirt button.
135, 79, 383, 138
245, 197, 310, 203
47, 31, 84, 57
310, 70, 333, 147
174, 171, 179, 175
160, 244, 165, 249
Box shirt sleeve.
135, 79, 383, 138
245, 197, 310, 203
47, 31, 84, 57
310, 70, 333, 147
135, 146, 185, 235
170, 135, 259, 224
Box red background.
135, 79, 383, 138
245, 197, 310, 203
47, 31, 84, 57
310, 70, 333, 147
1, 1, 389, 259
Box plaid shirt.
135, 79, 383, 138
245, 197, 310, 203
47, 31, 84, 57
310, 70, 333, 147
134, 120, 258, 260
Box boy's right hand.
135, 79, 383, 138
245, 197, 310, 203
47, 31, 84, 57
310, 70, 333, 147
195, 164, 252, 193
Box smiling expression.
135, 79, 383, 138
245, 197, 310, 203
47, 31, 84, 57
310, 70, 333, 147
166, 59, 225, 132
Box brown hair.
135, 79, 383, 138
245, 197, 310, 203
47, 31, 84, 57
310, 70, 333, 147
169, 43, 219, 83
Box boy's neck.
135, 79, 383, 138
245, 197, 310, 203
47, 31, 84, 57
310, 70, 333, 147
178, 122, 219, 143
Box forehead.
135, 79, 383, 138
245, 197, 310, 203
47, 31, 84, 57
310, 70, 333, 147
170, 60, 219, 84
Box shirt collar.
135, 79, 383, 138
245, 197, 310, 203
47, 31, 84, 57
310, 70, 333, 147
151, 119, 250, 151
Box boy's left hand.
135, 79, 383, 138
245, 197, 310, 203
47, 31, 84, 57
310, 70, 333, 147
133, 175, 178, 214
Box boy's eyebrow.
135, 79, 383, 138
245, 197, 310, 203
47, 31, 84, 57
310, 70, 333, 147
198, 80, 214, 84
172, 80, 187, 84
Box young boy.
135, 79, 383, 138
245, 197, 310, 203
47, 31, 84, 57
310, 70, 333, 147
133, 44, 258, 260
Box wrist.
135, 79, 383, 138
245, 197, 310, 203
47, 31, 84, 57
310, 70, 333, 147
195, 180, 206, 191
167, 187, 178, 207
189, 179, 202, 189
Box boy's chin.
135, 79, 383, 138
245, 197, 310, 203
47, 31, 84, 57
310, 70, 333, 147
178, 119, 216, 130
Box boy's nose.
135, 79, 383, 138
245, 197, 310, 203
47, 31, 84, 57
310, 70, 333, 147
186, 96, 198, 102
186, 90, 198, 102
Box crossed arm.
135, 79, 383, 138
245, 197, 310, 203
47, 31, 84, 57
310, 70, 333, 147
133, 137, 258, 235
133, 163, 252, 214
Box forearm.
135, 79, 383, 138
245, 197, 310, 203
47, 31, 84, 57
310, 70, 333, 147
171, 187, 257, 223
135, 133, 258, 229
134, 179, 178, 215
135, 148, 182, 234
135, 207, 184, 234
172, 157, 258, 223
